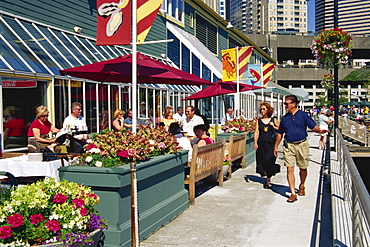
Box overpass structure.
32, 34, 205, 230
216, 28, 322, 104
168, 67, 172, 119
248, 34, 370, 108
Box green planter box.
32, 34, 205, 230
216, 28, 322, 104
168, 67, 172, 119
58, 150, 189, 247
217, 132, 255, 167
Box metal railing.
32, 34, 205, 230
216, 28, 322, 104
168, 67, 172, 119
338, 117, 369, 147
335, 128, 370, 247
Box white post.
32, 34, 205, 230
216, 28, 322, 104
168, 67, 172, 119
236, 47, 240, 113
132, 0, 138, 134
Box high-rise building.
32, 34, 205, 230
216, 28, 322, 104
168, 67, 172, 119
315, 0, 370, 35
229, 0, 308, 34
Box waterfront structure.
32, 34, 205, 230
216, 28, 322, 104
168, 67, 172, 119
0, 0, 274, 152
316, 0, 370, 35
229, 0, 308, 34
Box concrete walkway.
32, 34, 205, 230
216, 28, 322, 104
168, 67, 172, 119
140, 132, 332, 247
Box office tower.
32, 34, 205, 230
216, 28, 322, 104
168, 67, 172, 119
230, 0, 308, 34
315, 0, 370, 35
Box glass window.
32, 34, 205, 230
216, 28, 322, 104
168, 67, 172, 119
20, 21, 69, 72
85, 83, 98, 133
167, 32, 180, 67
37, 26, 81, 67
51, 31, 90, 65
181, 45, 190, 73
2, 77, 47, 150
202, 65, 211, 81
0, 17, 50, 74
192, 54, 200, 77
54, 79, 69, 129
98, 85, 109, 131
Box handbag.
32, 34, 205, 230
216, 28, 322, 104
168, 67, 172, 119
271, 117, 278, 141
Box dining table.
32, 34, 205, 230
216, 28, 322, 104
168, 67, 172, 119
0, 154, 67, 181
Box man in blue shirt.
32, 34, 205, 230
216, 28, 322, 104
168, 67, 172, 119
124, 109, 143, 130
273, 95, 328, 203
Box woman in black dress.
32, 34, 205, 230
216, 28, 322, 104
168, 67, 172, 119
253, 102, 280, 189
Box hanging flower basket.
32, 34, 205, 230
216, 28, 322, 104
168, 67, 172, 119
310, 28, 353, 68
321, 73, 335, 90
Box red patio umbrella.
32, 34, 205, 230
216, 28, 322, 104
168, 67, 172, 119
59, 52, 213, 86
182, 80, 263, 100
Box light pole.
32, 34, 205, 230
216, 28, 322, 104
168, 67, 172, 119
334, 0, 339, 130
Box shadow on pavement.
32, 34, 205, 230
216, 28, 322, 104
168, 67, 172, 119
244, 174, 291, 198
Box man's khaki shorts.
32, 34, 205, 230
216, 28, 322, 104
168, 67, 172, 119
283, 140, 309, 169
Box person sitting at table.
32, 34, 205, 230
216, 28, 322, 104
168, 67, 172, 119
159, 106, 177, 132
3, 106, 27, 148
169, 122, 192, 161
124, 108, 143, 130
27, 105, 61, 153
112, 109, 127, 131
193, 124, 214, 147
63, 102, 88, 153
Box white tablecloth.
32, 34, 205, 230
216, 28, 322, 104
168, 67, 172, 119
0, 155, 66, 179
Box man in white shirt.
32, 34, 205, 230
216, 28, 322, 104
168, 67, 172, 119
182, 106, 204, 140
221, 108, 234, 125
173, 107, 186, 126
63, 102, 88, 153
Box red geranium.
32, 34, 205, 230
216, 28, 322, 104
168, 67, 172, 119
46, 220, 61, 232
7, 214, 24, 228
72, 198, 85, 208
0, 226, 12, 239
30, 214, 45, 224
53, 193, 69, 204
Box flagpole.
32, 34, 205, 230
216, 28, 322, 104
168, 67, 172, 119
261, 64, 264, 102
236, 47, 240, 113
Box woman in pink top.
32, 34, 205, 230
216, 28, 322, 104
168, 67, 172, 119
194, 124, 214, 147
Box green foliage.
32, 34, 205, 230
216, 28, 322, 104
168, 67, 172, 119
341, 67, 370, 82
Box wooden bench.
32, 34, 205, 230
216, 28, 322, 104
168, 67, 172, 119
184, 139, 226, 205
225, 133, 247, 178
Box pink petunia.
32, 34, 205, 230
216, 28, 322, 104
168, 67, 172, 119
118, 150, 129, 158
86, 143, 97, 151
53, 193, 68, 204
240, 127, 245, 132
7, 214, 24, 228
46, 220, 61, 232
0, 226, 12, 239
30, 214, 45, 224
158, 143, 166, 149
72, 198, 85, 208
80, 207, 88, 216
128, 148, 136, 156
88, 193, 98, 199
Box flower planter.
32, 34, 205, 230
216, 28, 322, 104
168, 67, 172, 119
217, 132, 255, 167
58, 150, 189, 247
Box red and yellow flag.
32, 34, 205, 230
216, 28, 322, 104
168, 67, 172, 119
222, 47, 254, 82
262, 63, 276, 87
96, 0, 162, 45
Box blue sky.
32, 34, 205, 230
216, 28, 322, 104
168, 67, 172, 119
308, 0, 315, 32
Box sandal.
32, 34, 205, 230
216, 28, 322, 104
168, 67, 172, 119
287, 194, 297, 203
298, 185, 305, 196
263, 182, 272, 189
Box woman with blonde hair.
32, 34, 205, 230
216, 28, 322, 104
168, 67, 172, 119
27, 105, 61, 153
112, 109, 126, 131
159, 106, 177, 131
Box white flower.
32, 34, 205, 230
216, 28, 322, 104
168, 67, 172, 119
88, 148, 101, 154
85, 156, 93, 162
95, 161, 103, 167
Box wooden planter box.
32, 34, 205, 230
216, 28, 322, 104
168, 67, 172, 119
58, 151, 189, 247
217, 132, 255, 167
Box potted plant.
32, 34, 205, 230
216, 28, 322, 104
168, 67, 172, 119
0, 178, 107, 246
58, 126, 189, 246
218, 118, 257, 167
